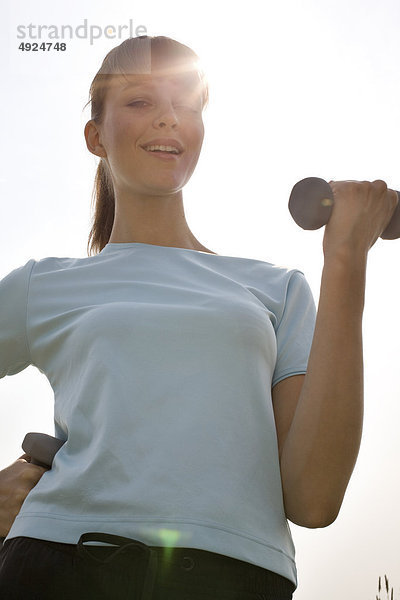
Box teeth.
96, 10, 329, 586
144, 145, 180, 154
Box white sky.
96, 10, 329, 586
1, 0, 400, 597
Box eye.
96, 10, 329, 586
174, 95, 202, 113
176, 105, 200, 113
127, 100, 150, 108
172, 100, 201, 114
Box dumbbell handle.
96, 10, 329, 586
289, 177, 400, 240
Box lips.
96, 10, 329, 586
140, 138, 184, 154
141, 148, 181, 160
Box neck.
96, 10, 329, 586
108, 189, 217, 254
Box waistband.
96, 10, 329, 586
76, 531, 295, 599
77, 532, 158, 600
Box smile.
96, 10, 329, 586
141, 147, 182, 160
144, 144, 180, 154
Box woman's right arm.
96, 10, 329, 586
0, 260, 43, 537
0, 454, 47, 537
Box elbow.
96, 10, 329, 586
281, 474, 346, 528
281, 478, 347, 529
291, 512, 338, 529
285, 503, 341, 529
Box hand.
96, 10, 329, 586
323, 180, 398, 259
0, 454, 47, 538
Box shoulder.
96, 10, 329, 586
0, 258, 37, 294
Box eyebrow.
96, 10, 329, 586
121, 80, 152, 91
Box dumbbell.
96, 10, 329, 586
289, 177, 400, 240
0, 433, 64, 545
22, 432, 65, 469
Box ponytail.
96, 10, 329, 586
87, 159, 115, 256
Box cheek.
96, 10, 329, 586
103, 113, 137, 151
193, 129, 205, 161
188, 120, 204, 153
113, 122, 134, 150
195, 118, 205, 140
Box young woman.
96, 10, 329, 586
0, 35, 397, 600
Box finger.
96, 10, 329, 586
372, 179, 389, 196
18, 463, 48, 485
18, 453, 31, 462
25, 463, 48, 476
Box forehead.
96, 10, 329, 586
110, 72, 200, 94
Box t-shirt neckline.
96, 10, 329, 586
102, 242, 219, 256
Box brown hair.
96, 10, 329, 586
83, 35, 209, 256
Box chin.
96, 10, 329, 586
143, 178, 188, 194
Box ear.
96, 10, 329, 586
84, 119, 107, 158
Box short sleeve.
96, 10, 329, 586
272, 270, 316, 388
0, 259, 35, 379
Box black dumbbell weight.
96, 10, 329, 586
22, 432, 65, 469
289, 177, 400, 240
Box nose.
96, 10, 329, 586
153, 101, 179, 129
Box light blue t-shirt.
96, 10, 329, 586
0, 242, 316, 587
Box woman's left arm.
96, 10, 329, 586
274, 179, 398, 529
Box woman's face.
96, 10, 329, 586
94, 72, 205, 197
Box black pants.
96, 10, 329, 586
0, 533, 296, 599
